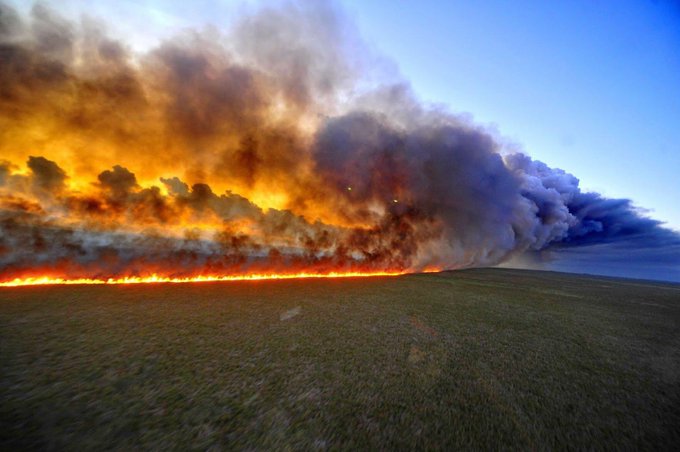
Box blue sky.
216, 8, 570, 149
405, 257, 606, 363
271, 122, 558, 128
11, 0, 680, 230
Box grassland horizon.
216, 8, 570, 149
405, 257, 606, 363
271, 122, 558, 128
1, 268, 678, 449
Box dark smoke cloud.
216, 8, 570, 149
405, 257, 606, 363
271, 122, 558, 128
98, 165, 138, 199
27, 155, 67, 195
0, 1, 677, 282
504, 154, 680, 281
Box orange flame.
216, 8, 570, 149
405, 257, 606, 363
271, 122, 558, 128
0, 271, 414, 287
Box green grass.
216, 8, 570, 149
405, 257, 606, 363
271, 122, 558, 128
1, 269, 679, 449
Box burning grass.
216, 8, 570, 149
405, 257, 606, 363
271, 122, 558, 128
1, 268, 679, 449
0, 270, 407, 287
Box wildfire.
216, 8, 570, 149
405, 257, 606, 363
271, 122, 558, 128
7, 2, 640, 284
0, 271, 413, 288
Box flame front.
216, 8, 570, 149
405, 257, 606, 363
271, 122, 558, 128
0, 271, 409, 288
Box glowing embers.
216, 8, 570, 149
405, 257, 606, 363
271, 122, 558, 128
0, 271, 408, 287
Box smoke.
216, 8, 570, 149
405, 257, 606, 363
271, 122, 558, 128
0, 1, 678, 282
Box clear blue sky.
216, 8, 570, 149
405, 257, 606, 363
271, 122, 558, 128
12, 0, 680, 230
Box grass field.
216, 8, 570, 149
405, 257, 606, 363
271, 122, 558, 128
1, 268, 679, 449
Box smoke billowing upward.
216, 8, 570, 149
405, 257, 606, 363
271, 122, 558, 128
0, 1, 678, 282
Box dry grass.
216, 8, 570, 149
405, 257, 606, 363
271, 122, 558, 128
1, 268, 679, 449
